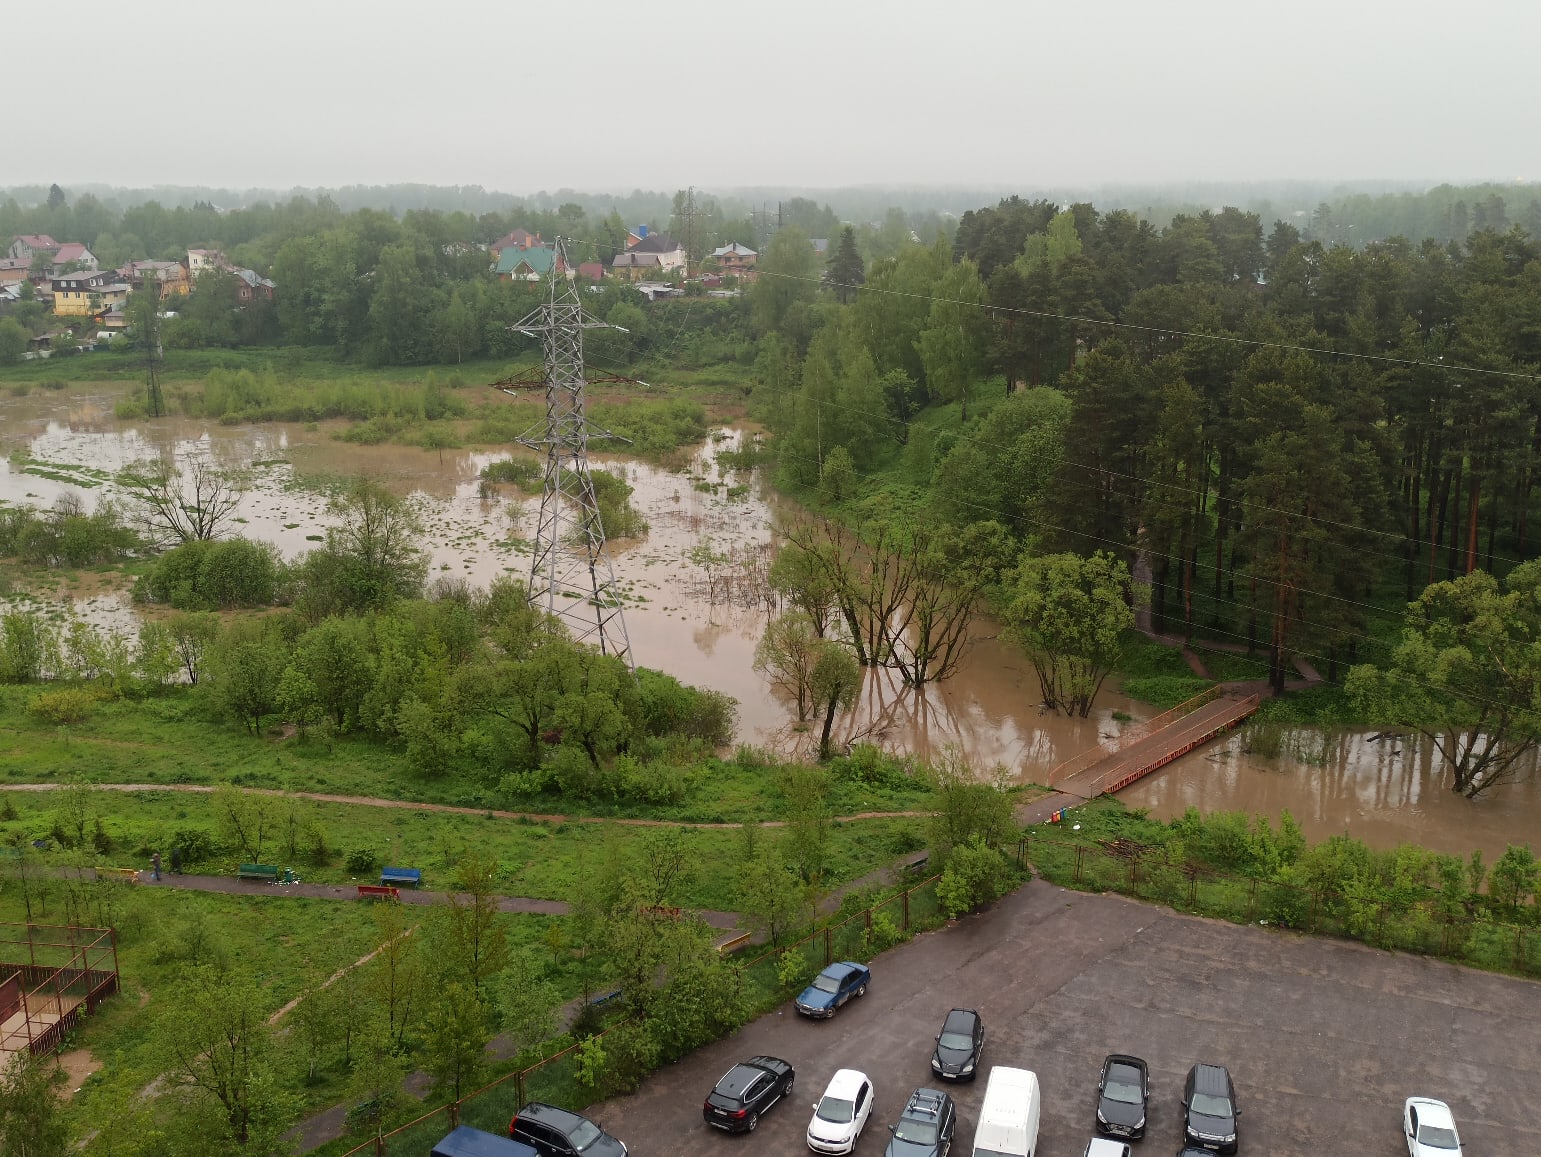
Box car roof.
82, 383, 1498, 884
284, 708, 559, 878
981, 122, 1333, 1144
826, 1068, 870, 1097
1103, 1053, 1146, 1071
942, 1008, 978, 1028
824, 961, 864, 977
902, 1087, 949, 1117
717, 1063, 770, 1094
1188, 1064, 1231, 1096
1408, 1098, 1455, 1128
518, 1103, 582, 1129
1084, 1140, 1130, 1157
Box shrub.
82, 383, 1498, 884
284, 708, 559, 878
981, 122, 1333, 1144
139, 537, 281, 609
863, 910, 902, 954
170, 827, 217, 865
345, 847, 378, 874
937, 836, 1011, 918
28, 688, 97, 725
42, 378, 68, 391
636, 668, 738, 747
776, 947, 812, 994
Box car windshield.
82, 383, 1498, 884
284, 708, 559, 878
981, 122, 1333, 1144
938, 1031, 973, 1050
568, 1120, 602, 1151
1190, 1092, 1232, 1117
1417, 1124, 1460, 1149
812, 974, 840, 993
894, 1119, 938, 1143
817, 1095, 855, 1124
1103, 1066, 1143, 1104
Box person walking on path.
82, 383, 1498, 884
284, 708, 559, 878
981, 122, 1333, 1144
151, 851, 162, 882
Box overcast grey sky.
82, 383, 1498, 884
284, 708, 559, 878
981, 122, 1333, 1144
10, 0, 1539, 193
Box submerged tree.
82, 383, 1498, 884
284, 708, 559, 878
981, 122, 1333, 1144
1347, 562, 1541, 798
1002, 551, 1135, 717
119, 453, 242, 546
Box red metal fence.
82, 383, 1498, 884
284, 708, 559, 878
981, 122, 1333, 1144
0, 922, 118, 1058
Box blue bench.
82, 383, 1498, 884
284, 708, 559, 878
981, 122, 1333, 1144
379, 867, 421, 888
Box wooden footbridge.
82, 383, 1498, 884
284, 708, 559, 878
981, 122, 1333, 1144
1020, 688, 1259, 822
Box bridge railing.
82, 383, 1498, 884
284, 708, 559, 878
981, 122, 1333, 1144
1047, 685, 1222, 786
1081, 694, 1259, 797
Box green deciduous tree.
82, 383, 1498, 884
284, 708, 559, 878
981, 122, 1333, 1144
420, 981, 489, 1103
155, 966, 289, 1148
916, 259, 988, 421
0, 1050, 67, 1157
1347, 562, 1541, 797
810, 641, 861, 760
1003, 551, 1135, 717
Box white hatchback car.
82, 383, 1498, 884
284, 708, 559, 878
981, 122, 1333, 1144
1404, 1097, 1462, 1156
806, 1068, 874, 1154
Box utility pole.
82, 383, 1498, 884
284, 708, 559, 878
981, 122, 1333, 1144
507, 238, 634, 668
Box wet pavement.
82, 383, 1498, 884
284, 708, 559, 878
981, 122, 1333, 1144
588, 878, 1541, 1156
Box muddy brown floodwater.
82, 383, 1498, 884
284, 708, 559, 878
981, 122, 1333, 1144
1121, 729, 1541, 859
4, 381, 1541, 854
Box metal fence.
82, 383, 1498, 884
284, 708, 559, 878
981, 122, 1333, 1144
334, 875, 945, 1156
1021, 834, 1541, 977
0, 922, 119, 1058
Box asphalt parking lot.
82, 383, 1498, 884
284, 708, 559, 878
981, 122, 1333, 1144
590, 878, 1541, 1156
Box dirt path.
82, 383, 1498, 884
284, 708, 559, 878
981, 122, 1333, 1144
2, 782, 928, 829
118, 869, 740, 928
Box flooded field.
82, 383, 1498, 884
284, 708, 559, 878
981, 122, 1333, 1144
5, 380, 1540, 853
0, 381, 1134, 779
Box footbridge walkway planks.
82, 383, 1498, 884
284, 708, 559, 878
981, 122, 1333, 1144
1046, 688, 1261, 806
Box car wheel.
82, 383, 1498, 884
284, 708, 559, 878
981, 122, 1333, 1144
856, 984, 867, 997
748, 1114, 758, 1132
786, 1076, 795, 1097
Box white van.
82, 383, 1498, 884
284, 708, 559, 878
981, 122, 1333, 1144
971, 1066, 1041, 1157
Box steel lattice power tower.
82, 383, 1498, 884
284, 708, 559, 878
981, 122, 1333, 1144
501, 239, 634, 667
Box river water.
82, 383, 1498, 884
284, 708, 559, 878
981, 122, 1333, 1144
4, 381, 1539, 854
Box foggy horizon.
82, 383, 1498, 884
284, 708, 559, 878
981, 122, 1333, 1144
8, 0, 1539, 195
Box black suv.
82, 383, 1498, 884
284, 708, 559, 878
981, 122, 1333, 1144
702, 1055, 795, 1132
509, 1102, 627, 1157
1181, 1064, 1239, 1154
929, 1008, 984, 1081
885, 1087, 956, 1157
1095, 1053, 1148, 1139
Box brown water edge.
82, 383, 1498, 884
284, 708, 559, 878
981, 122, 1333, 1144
1120, 729, 1541, 860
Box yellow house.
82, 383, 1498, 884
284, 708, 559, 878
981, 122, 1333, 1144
52, 270, 129, 316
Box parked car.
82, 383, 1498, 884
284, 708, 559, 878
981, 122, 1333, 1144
1181, 1065, 1239, 1154
1095, 1054, 1148, 1139
703, 1055, 796, 1133
930, 1008, 984, 1081
971, 1066, 1040, 1157
1082, 1140, 1130, 1157
1404, 1097, 1463, 1156
508, 1102, 626, 1157
807, 1068, 875, 1154
795, 961, 871, 1018
885, 1087, 957, 1157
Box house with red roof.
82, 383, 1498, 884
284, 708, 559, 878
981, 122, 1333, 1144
51, 243, 98, 273
8, 234, 59, 262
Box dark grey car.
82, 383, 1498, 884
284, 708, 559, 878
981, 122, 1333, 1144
885, 1087, 957, 1157
929, 1008, 984, 1082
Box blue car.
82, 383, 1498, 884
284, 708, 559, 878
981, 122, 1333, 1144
795, 961, 871, 1018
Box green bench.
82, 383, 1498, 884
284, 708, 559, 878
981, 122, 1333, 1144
238, 864, 280, 882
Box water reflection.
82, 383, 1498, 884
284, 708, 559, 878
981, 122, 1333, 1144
1122, 729, 1541, 859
